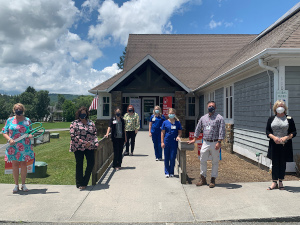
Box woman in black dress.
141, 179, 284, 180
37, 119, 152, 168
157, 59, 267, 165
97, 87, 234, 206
105, 108, 127, 170
266, 100, 297, 190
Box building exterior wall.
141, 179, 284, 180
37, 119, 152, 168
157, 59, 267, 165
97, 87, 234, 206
233, 71, 274, 166
175, 91, 187, 137
285, 66, 300, 157
199, 95, 204, 118
215, 87, 224, 116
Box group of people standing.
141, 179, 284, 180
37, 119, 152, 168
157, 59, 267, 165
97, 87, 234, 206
2, 99, 297, 192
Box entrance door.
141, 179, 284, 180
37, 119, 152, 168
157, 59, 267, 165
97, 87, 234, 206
142, 98, 156, 129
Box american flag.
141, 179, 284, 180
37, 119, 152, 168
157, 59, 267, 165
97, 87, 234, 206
89, 94, 98, 111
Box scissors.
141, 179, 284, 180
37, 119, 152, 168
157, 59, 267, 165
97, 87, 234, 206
0, 122, 45, 150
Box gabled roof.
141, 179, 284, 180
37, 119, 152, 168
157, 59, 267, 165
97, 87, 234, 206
90, 34, 256, 92
198, 3, 300, 89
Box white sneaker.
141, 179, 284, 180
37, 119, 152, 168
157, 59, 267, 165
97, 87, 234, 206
21, 184, 29, 192
13, 185, 19, 193
170, 174, 174, 177
156, 158, 158, 161
165, 174, 170, 178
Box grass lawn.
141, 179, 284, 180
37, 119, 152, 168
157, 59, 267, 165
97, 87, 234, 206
0, 131, 92, 186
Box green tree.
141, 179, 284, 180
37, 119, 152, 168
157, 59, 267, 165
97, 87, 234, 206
35, 90, 50, 120
62, 100, 75, 122
25, 86, 36, 94
57, 94, 66, 110
74, 95, 94, 110
117, 47, 126, 70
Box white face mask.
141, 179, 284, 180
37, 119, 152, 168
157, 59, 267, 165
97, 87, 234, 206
276, 107, 285, 114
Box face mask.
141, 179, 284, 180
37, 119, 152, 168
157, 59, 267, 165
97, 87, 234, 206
208, 106, 215, 113
168, 114, 175, 119
79, 114, 87, 119
155, 110, 160, 114
276, 107, 285, 114
116, 113, 121, 117
15, 110, 23, 116
128, 109, 133, 113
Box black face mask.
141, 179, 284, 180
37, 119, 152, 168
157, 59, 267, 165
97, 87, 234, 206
208, 106, 215, 113
15, 110, 23, 116
116, 113, 121, 117
79, 114, 87, 119
128, 109, 133, 113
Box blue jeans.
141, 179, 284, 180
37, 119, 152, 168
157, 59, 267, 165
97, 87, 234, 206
164, 144, 177, 175
152, 132, 162, 159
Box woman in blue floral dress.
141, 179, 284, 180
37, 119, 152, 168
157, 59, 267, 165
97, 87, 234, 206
2, 103, 34, 193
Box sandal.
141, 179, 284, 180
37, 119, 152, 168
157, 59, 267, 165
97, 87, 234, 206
279, 180, 285, 190
267, 181, 278, 190
13, 185, 19, 193
21, 184, 29, 192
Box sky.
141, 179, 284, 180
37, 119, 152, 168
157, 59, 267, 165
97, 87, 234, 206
0, 0, 299, 95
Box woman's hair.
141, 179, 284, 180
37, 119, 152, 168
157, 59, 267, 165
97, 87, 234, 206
13, 103, 25, 114
152, 105, 162, 116
273, 100, 288, 115
127, 105, 135, 113
114, 108, 121, 113
75, 106, 89, 119
168, 108, 179, 121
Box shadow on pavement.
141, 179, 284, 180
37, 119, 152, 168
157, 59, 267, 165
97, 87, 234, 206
128, 154, 149, 157
119, 166, 136, 170
15, 188, 59, 195
284, 186, 300, 193
216, 183, 243, 189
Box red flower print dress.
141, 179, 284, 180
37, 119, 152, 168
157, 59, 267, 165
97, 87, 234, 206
69, 119, 99, 152
2, 117, 34, 162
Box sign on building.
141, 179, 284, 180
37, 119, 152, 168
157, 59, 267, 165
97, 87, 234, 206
163, 96, 172, 116
277, 90, 288, 108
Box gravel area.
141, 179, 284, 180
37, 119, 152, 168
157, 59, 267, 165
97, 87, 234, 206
186, 145, 299, 184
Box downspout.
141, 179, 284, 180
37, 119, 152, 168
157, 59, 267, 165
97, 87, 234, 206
258, 58, 278, 116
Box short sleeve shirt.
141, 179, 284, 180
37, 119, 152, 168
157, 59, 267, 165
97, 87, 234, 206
150, 114, 166, 134
161, 120, 182, 146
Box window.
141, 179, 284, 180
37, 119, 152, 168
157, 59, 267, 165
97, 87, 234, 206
225, 86, 233, 119
172, 97, 175, 109
209, 91, 215, 101
122, 97, 129, 115
103, 97, 110, 117
159, 97, 163, 109
188, 97, 195, 116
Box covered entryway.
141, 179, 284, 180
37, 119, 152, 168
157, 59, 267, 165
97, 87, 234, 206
142, 97, 156, 129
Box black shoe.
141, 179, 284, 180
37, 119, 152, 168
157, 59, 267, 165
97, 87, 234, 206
124, 152, 129, 156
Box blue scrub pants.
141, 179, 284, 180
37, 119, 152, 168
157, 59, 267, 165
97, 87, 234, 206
152, 132, 162, 159
164, 144, 177, 175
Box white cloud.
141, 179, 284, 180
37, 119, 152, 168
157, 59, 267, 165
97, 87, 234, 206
0, 0, 192, 95
88, 0, 189, 45
209, 19, 222, 29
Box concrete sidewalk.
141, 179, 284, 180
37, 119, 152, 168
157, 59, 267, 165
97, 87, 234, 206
0, 131, 300, 223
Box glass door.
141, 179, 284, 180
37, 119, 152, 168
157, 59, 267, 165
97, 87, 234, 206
142, 98, 156, 129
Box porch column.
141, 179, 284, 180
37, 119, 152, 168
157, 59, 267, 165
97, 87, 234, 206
175, 91, 186, 137
111, 91, 122, 113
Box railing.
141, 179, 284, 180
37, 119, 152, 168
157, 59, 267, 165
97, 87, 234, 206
176, 140, 194, 184
92, 134, 114, 185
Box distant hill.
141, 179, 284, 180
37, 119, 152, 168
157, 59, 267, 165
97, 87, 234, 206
49, 94, 81, 105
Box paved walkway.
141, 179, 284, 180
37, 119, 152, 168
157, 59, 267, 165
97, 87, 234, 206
0, 131, 300, 223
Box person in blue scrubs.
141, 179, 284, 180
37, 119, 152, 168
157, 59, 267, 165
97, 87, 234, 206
149, 106, 166, 161
161, 108, 182, 178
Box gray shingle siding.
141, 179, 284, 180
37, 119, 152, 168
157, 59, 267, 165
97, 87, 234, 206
199, 95, 204, 118
234, 71, 274, 155
215, 88, 224, 116
285, 66, 300, 156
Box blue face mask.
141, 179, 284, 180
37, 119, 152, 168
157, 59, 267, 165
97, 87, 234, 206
208, 106, 215, 113
168, 114, 175, 119
155, 110, 160, 114
79, 114, 87, 119
116, 113, 121, 117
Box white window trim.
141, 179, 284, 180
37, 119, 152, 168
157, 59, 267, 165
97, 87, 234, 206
97, 93, 111, 119
223, 85, 234, 124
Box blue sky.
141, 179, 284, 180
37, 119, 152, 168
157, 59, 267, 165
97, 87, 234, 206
0, 0, 298, 95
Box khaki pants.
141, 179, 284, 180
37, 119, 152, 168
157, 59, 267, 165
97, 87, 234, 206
200, 140, 220, 178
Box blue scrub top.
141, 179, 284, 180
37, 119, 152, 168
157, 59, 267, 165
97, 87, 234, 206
150, 114, 166, 134
161, 120, 182, 146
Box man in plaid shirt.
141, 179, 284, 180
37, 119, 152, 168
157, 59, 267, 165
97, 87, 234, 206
189, 101, 225, 188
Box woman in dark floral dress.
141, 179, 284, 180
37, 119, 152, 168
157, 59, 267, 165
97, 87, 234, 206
70, 107, 98, 190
